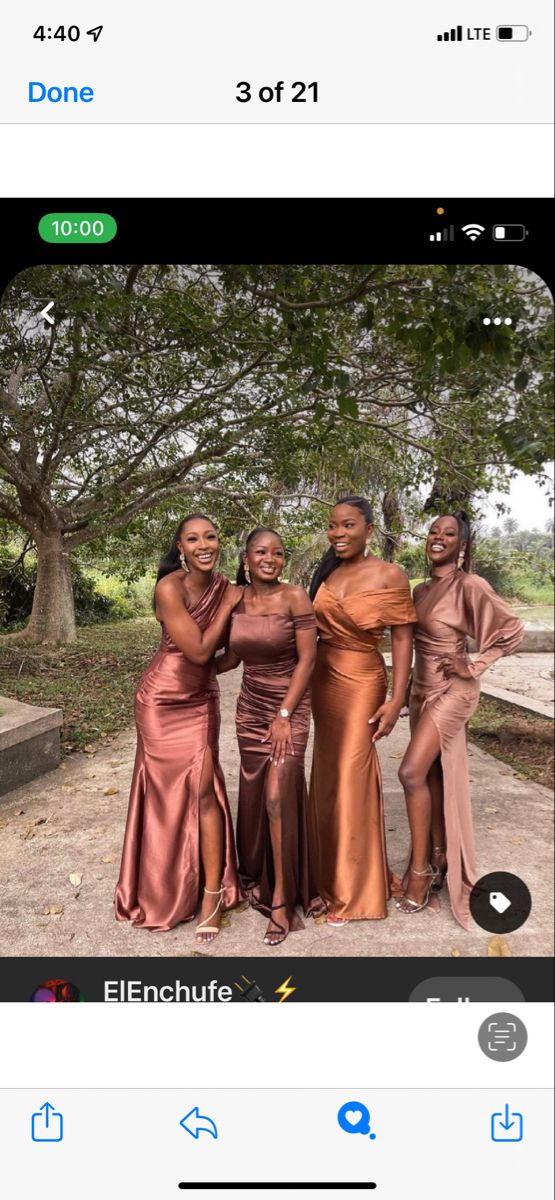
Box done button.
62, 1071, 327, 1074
28, 82, 94, 103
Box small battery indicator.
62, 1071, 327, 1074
496, 25, 530, 41
493, 224, 528, 241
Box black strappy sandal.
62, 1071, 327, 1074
263, 902, 288, 947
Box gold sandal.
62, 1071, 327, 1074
395, 865, 439, 914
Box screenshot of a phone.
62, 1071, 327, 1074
0, 199, 553, 1197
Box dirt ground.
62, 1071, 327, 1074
0, 670, 553, 960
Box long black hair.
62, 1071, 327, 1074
309, 496, 374, 601
236, 526, 284, 585
152, 514, 217, 609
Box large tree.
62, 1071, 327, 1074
0, 263, 551, 641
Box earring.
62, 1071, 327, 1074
364, 543, 370, 558
457, 551, 465, 568
244, 566, 251, 583
179, 552, 189, 572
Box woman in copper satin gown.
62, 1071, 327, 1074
308, 497, 416, 925
397, 513, 524, 928
115, 514, 244, 941
217, 527, 322, 945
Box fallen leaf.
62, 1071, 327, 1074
220, 913, 232, 928
83, 745, 97, 755
511, 837, 522, 845
42, 904, 64, 916
93, 826, 107, 835
484, 806, 498, 814
101, 854, 116, 864
451, 949, 461, 957
14, 809, 24, 816
69, 872, 82, 887
104, 786, 119, 796
487, 935, 512, 957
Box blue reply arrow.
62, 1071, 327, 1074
179, 1106, 218, 1140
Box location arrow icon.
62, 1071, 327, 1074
40, 301, 55, 325
179, 1106, 218, 1140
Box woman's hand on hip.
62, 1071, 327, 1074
368, 699, 402, 742
437, 655, 474, 679
262, 716, 294, 765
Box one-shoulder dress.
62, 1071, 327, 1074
309, 581, 416, 920
115, 573, 242, 931
229, 603, 323, 928
411, 569, 524, 928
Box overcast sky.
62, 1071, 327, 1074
482, 464, 554, 530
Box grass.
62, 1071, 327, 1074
0, 618, 160, 751
469, 695, 553, 789
1, 619, 553, 788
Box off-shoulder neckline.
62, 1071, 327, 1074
322, 580, 410, 602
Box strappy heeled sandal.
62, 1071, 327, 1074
395, 865, 439, 914
263, 902, 288, 946
196, 886, 225, 944
431, 845, 448, 891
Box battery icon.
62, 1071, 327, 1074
493, 224, 528, 241
496, 25, 530, 41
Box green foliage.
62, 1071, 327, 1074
0, 546, 151, 632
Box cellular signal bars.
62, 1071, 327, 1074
437, 26, 463, 41
430, 226, 455, 242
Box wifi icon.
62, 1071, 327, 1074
462, 223, 485, 241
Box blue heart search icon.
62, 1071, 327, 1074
337, 1101, 376, 1139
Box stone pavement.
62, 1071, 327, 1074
480, 653, 554, 719
0, 671, 552, 961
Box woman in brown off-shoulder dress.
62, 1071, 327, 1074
397, 513, 524, 927
217, 527, 323, 945
115, 515, 244, 943
308, 497, 416, 925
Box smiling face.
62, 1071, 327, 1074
177, 517, 219, 573
327, 503, 372, 560
426, 515, 464, 567
245, 530, 285, 584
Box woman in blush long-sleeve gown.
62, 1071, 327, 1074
397, 512, 524, 927
115, 514, 244, 943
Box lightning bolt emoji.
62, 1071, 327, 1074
275, 975, 296, 1003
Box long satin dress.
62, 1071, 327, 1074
115, 573, 242, 931
411, 568, 524, 928
309, 581, 417, 920
229, 605, 322, 929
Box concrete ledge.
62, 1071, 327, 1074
0, 695, 63, 797
480, 682, 554, 720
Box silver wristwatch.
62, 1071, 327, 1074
279, 707, 290, 719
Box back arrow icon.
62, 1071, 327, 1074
40, 301, 55, 325
179, 1106, 218, 1140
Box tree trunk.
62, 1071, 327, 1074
381, 489, 403, 562
23, 531, 77, 642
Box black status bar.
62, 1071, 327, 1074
0, 200, 551, 295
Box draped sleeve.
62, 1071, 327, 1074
461, 573, 524, 677
291, 612, 317, 631
356, 585, 417, 631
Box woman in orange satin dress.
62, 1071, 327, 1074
397, 512, 524, 927
115, 514, 244, 942
308, 497, 416, 925
217, 527, 323, 945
